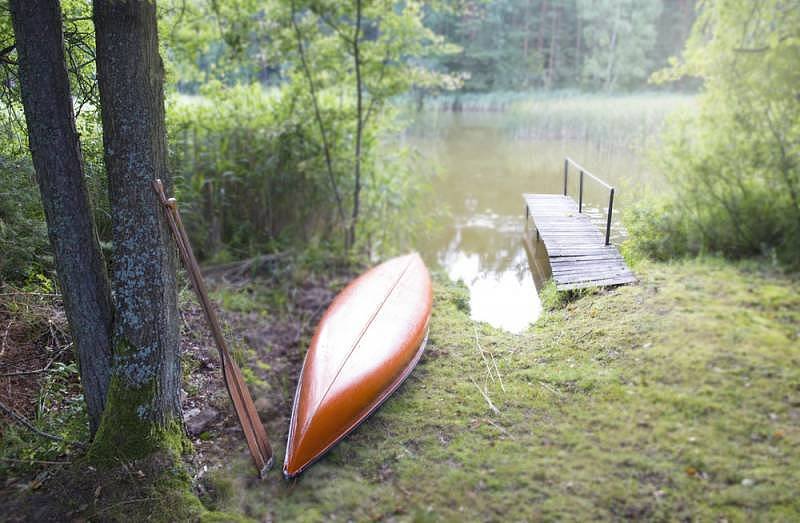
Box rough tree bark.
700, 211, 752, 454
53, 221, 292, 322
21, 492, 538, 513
10, 0, 113, 436
89, 0, 183, 462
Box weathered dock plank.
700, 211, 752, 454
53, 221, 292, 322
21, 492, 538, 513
523, 193, 636, 291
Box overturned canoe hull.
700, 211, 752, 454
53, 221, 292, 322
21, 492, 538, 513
284, 253, 433, 479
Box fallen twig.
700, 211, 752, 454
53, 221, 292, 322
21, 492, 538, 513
90, 497, 157, 516
538, 380, 562, 396
470, 377, 500, 415
473, 326, 506, 393
473, 327, 495, 384
1, 319, 12, 358
0, 343, 72, 377
202, 252, 290, 282
0, 398, 77, 445
0, 291, 61, 298
484, 418, 514, 439
0, 457, 71, 465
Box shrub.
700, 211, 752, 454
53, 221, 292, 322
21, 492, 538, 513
634, 0, 800, 268
0, 154, 50, 282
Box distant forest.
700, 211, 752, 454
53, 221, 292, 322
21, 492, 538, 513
425, 0, 696, 92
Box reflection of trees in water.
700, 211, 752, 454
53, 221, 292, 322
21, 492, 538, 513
445, 224, 530, 280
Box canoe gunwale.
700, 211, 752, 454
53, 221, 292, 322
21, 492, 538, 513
283, 323, 430, 480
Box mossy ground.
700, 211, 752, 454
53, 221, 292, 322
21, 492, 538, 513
3, 257, 798, 521
201, 258, 799, 521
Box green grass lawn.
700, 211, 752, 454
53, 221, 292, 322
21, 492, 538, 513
201, 258, 800, 521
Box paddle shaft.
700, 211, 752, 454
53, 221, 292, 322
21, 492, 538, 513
153, 179, 273, 477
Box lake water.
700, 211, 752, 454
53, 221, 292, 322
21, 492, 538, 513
404, 109, 665, 333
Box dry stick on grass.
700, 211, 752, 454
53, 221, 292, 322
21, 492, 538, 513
0, 457, 71, 465
538, 380, 562, 397
473, 326, 506, 393
473, 327, 495, 385
0, 291, 61, 297
90, 497, 158, 517
470, 377, 500, 416
484, 418, 514, 439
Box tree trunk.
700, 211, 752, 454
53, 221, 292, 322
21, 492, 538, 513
537, 0, 548, 52
575, 3, 582, 82
89, 0, 182, 462
546, 4, 560, 88
10, 0, 113, 436
349, 0, 364, 250
604, 1, 621, 92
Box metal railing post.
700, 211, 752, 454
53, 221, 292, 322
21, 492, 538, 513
605, 188, 615, 246
563, 159, 569, 196
578, 170, 584, 213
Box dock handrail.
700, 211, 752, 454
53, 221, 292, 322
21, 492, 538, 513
563, 157, 615, 245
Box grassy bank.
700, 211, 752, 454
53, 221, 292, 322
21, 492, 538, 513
3, 257, 798, 520
203, 258, 798, 521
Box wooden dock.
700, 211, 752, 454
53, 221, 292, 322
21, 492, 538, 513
523, 159, 636, 291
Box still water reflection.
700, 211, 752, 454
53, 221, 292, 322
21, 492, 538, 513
405, 111, 658, 332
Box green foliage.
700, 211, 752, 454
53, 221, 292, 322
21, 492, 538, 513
160, 0, 273, 90
424, 0, 694, 93
639, 0, 800, 265
579, 0, 663, 91
0, 107, 109, 283
0, 360, 89, 478
0, 151, 49, 282
161, 0, 456, 257
0, 0, 452, 281
0, 0, 108, 283
167, 86, 334, 258
0, 0, 98, 109
622, 196, 692, 262
270, 0, 458, 249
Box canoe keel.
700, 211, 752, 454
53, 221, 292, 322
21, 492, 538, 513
283, 253, 433, 479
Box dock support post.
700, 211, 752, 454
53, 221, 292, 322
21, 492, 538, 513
578, 171, 584, 213
524, 205, 529, 233
605, 188, 615, 245
563, 159, 568, 196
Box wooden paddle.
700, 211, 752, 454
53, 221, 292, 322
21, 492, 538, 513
153, 179, 273, 478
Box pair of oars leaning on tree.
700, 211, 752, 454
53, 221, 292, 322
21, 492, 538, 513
152, 180, 433, 481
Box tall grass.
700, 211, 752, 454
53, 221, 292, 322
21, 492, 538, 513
408, 91, 694, 149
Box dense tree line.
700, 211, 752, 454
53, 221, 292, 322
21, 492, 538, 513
425, 0, 696, 92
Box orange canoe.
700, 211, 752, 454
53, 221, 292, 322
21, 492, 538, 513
283, 253, 433, 479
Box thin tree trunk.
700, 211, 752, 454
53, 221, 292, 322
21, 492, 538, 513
604, 2, 621, 92
575, 2, 582, 81
523, 0, 531, 87
547, 4, 559, 88
537, 0, 548, 52
349, 0, 364, 250
10, 0, 113, 436
290, 0, 347, 235
90, 0, 182, 462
